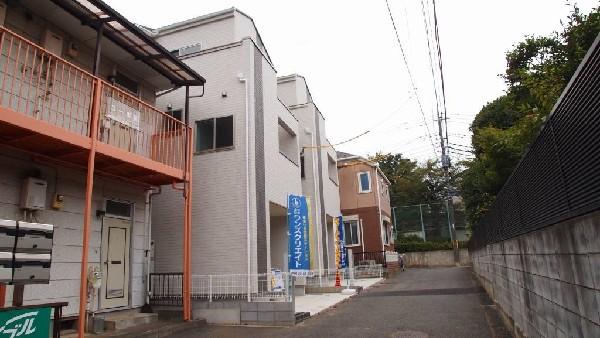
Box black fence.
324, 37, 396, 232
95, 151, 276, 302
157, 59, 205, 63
149, 272, 183, 306
471, 34, 600, 250
352, 251, 387, 267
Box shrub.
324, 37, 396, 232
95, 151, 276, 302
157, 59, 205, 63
395, 240, 468, 253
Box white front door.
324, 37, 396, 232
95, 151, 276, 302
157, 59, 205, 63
100, 217, 131, 309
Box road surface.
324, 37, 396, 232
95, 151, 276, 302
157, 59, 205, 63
170, 266, 512, 338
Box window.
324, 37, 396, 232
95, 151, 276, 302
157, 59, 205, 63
382, 222, 390, 245
300, 153, 305, 178
196, 116, 234, 152
105, 200, 132, 219
113, 72, 139, 95
167, 109, 183, 122
357, 171, 371, 193
344, 220, 360, 246
278, 118, 298, 165
328, 154, 338, 184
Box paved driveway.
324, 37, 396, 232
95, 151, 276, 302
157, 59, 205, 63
170, 267, 511, 338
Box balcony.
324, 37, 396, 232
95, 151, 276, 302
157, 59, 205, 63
0, 27, 190, 186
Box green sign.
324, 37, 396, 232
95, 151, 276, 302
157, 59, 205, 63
0, 307, 51, 338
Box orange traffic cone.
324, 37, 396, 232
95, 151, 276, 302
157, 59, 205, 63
335, 270, 341, 287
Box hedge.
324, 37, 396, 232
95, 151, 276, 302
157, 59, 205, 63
395, 241, 468, 253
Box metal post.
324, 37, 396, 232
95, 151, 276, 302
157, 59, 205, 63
92, 24, 103, 76
78, 79, 101, 338
182, 86, 193, 320
419, 204, 426, 241
209, 275, 212, 302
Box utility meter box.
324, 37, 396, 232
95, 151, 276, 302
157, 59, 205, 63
13, 253, 51, 284
0, 252, 12, 283
16, 222, 53, 254
0, 219, 17, 252
20, 178, 48, 210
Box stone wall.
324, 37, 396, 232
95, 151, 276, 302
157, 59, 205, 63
403, 249, 470, 267
471, 211, 600, 337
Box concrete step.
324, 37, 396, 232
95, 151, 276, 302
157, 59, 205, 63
104, 313, 158, 331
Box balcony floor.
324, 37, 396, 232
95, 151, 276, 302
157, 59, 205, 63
0, 107, 184, 186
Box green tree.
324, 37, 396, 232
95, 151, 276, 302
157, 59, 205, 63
461, 5, 600, 225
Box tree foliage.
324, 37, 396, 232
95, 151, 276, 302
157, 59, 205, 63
461, 6, 600, 225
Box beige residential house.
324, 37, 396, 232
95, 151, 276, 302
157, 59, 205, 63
148, 8, 340, 277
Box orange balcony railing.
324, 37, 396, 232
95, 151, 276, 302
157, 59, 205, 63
0, 26, 189, 175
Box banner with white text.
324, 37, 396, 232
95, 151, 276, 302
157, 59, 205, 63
287, 195, 311, 275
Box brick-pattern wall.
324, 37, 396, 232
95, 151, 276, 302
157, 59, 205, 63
471, 211, 600, 337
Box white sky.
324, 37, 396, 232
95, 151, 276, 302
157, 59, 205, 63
106, 0, 598, 163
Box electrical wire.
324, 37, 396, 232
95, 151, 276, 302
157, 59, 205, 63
384, 0, 438, 159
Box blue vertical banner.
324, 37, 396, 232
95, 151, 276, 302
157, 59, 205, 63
287, 195, 310, 274
335, 216, 347, 268
338, 216, 348, 269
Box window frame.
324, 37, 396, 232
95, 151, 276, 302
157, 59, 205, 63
357, 171, 372, 193
343, 217, 361, 247
195, 115, 235, 154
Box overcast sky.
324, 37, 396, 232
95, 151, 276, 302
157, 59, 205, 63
106, 0, 598, 163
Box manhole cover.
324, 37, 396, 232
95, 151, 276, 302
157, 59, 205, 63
390, 331, 429, 338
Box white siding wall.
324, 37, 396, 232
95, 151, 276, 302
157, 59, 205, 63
152, 39, 255, 275
0, 149, 148, 316
156, 15, 236, 52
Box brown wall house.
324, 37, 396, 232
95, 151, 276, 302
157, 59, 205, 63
337, 153, 394, 255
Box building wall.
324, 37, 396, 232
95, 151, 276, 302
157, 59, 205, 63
342, 206, 383, 253
4, 4, 158, 103
0, 148, 148, 316
154, 13, 236, 52
471, 211, 600, 338
152, 39, 254, 275
154, 15, 301, 276
338, 163, 377, 210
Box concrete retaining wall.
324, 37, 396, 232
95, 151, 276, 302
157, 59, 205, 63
471, 211, 600, 337
191, 300, 295, 326
403, 248, 470, 267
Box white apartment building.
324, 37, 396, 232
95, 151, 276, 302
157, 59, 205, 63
277, 75, 342, 271
148, 8, 342, 276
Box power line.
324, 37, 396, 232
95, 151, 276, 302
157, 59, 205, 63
384, 0, 438, 159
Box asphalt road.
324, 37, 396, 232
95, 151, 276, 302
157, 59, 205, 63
170, 267, 512, 338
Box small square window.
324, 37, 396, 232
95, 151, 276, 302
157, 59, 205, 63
344, 220, 360, 246
358, 172, 371, 193
196, 116, 234, 152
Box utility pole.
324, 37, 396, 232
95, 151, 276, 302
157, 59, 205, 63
431, 0, 458, 264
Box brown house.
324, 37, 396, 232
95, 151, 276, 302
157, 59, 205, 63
337, 152, 394, 256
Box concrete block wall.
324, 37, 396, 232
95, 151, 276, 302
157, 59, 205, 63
403, 249, 470, 267
192, 300, 295, 326
471, 211, 600, 338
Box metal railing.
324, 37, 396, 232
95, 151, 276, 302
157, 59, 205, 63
352, 251, 387, 267
304, 267, 384, 288
149, 272, 293, 305
0, 26, 188, 172
149, 272, 184, 306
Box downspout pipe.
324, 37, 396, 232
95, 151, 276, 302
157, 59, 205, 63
238, 73, 251, 301
144, 186, 161, 308
375, 164, 385, 253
